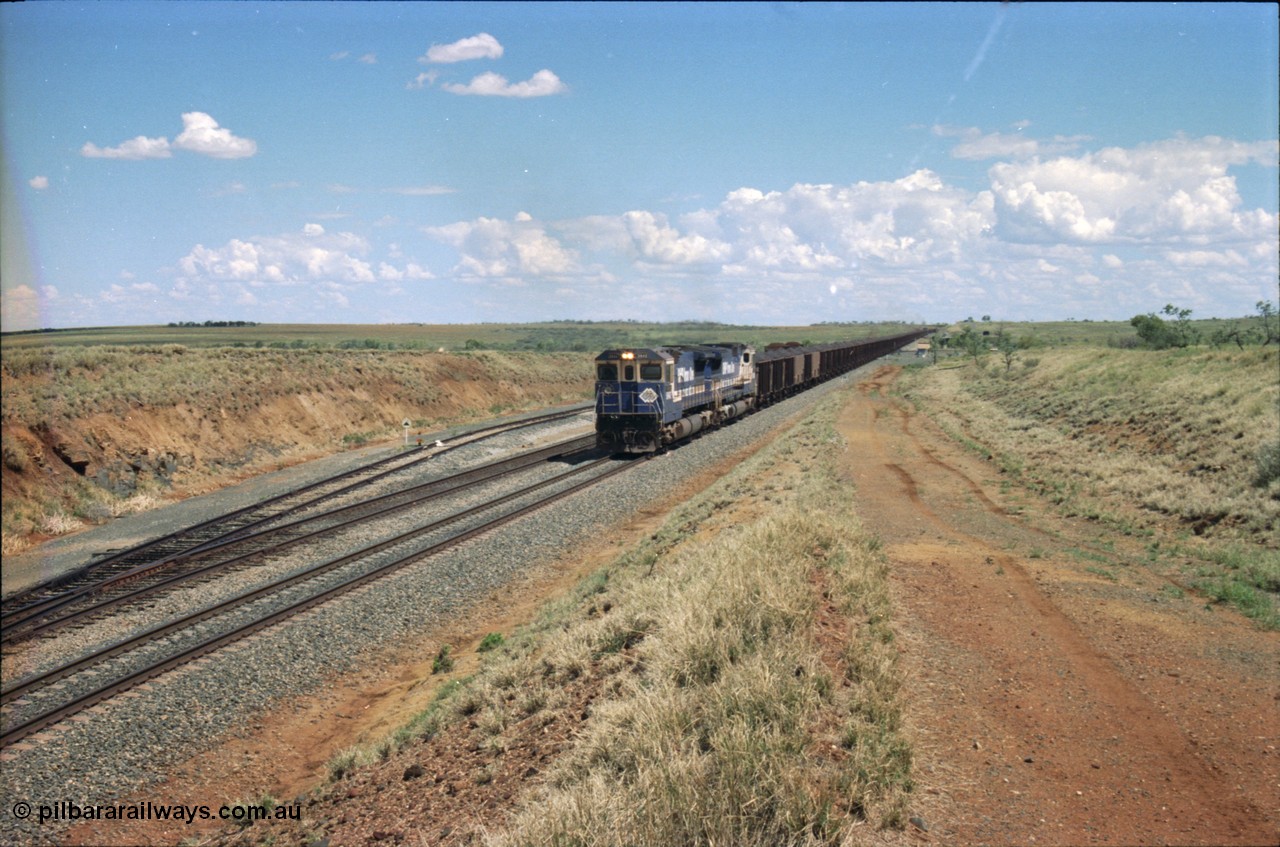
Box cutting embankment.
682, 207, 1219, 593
898, 345, 1278, 624
849, 347, 1278, 845
1, 345, 593, 556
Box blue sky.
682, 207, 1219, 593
2, 1, 1276, 330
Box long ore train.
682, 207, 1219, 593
594, 328, 931, 453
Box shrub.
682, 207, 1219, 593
326, 747, 359, 782
432, 644, 454, 674
1130, 313, 1180, 349
1253, 439, 1280, 488
2, 435, 29, 472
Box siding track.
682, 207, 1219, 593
0, 407, 588, 642
1, 432, 620, 747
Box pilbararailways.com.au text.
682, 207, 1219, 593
12, 799, 301, 826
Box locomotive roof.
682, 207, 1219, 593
594, 347, 675, 362
594, 342, 751, 362
663, 342, 751, 356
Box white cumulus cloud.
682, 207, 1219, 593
1, 284, 56, 330
990, 135, 1278, 245
935, 124, 1090, 161
173, 112, 257, 159
440, 69, 567, 98
424, 214, 579, 277
420, 33, 503, 64
413, 133, 1276, 323
81, 135, 172, 160
81, 113, 256, 161
28, 176, 49, 190
179, 226, 377, 285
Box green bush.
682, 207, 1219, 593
1253, 440, 1280, 488
432, 644, 454, 674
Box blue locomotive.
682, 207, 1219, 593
593, 329, 932, 454
594, 343, 755, 453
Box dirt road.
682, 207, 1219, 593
838, 366, 1278, 845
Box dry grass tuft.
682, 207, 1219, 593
899, 346, 1279, 626
308, 393, 913, 846
483, 399, 912, 846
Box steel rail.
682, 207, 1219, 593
0, 458, 629, 742
0, 406, 589, 634
2, 435, 597, 645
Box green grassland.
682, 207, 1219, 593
4, 312, 1271, 354
1, 320, 928, 353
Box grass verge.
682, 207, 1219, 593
896, 346, 1279, 629
321, 392, 914, 845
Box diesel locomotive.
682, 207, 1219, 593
594, 329, 930, 453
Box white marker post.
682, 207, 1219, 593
403, 418, 411, 448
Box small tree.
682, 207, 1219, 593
1161, 304, 1199, 347
956, 327, 986, 366
1257, 300, 1278, 346
994, 328, 1020, 373
1210, 323, 1250, 350
1130, 313, 1178, 349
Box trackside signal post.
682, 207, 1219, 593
403, 418, 411, 448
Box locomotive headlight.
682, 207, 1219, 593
621, 351, 635, 360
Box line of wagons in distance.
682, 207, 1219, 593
594, 328, 932, 454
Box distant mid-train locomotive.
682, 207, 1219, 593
594, 329, 930, 453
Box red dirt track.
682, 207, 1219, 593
839, 365, 1278, 846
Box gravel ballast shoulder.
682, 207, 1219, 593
1, 406, 591, 599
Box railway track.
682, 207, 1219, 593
0, 406, 589, 642
1, 435, 625, 747
1, 434, 597, 646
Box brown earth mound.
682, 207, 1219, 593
1, 347, 593, 554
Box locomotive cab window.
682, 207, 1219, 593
597, 364, 617, 381
640, 362, 663, 381
624, 364, 635, 381
693, 355, 723, 373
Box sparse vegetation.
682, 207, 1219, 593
1, 319, 926, 354
0, 344, 594, 554
1254, 439, 1280, 489
431, 644, 455, 675
316, 393, 914, 845
0, 320, 940, 554
326, 746, 360, 782
899, 343, 1279, 627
